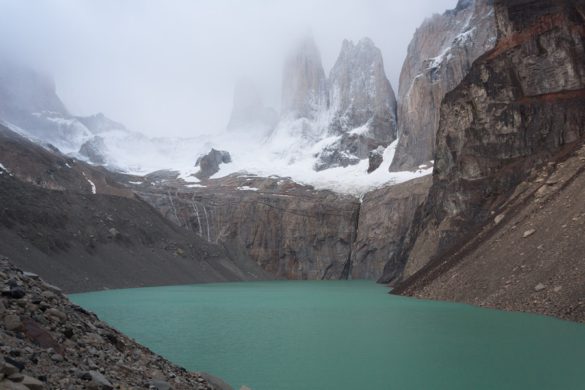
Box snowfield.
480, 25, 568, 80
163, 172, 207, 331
2, 114, 432, 197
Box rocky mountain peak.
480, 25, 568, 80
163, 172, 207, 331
281, 35, 329, 120
315, 37, 397, 171
226, 78, 277, 134
328, 36, 396, 135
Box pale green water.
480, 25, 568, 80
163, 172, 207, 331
70, 281, 585, 390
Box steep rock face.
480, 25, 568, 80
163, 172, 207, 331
138, 175, 361, 280
390, 0, 496, 171
350, 176, 431, 280
390, 0, 585, 284
328, 38, 397, 142
281, 36, 329, 120
226, 79, 277, 134
316, 38, 398, 170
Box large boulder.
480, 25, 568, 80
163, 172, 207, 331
195, 149, 232, 180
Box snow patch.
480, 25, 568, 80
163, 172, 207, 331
237, 186, 259, 191
82, 172, 97, 194
0, 162, 8, 175
128, 181, 143, 185
348, 123, 369, 136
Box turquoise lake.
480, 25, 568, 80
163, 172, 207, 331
70, 280, 585, 390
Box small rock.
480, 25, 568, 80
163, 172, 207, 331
553, 286, 562, 293
21, 375, 44, 390
107, 228, 120, 239
7, 287, 26, 299
8, 373, 24, 382
22, 272, 39, 280
5, 314, 22, 331
45, 308, 67, 321
523, 229, 536, 238
0, 379, 29, 389
494, 214, 505, 225
40, 282, 61, 294
87, 370, 113, 390
1, 363, 20, 376
40, 291, 55, 300
149, 380, 172, 390
50, 354, 64, 362
4, 358, 25, 372
534, 283, 546, 292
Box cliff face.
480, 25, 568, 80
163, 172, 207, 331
391, 0, 585, 284
138, 176, 361, 280
350, 176, 431, 280
316, 38, 397, 170
390, 0, 496, 171
281, 36, 329, 120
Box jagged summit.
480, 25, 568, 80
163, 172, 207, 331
226, 78, 277, 134
315, 36, 397, 170
281, 35, 329, 120
329, 37, 396, 133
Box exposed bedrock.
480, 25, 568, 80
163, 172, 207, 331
350, 176, 431, 280
138, 176, 361, 280
390, 0, 585, 285
138, 174, 433, 282
390, 0, 496, 171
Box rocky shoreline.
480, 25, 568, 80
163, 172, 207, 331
0, 256, 232, 390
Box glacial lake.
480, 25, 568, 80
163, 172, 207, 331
70, 280, 585, 390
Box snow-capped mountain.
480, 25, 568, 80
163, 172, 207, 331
317, 37, 397, 170
0, 36, 430, 196
263, 35, 398, 172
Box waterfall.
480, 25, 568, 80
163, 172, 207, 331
167, 191, 182, 226
190, 195, 203, 237
202, 205, 211, 242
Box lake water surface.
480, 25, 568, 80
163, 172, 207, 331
70, 280, 585, 390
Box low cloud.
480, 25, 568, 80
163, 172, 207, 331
0, 0, 456, 137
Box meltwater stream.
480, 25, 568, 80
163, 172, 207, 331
70, 281, 585, 390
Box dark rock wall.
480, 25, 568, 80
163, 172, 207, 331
350, 176, 431, 280
139, 177, 361, 280
391, 0, 585, 283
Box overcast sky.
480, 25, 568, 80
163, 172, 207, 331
0, 0, 456, 137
